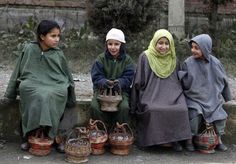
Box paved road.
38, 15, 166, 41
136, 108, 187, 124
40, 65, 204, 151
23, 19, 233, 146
1, 142, 236, 164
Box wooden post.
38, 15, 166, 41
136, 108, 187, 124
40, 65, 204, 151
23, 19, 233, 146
168, 0, 185, 39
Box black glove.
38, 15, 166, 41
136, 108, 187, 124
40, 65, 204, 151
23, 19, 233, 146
106, 80, 115, 87
112, 80, 122, 94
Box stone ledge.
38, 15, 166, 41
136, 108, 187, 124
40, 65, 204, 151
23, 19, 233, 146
1, 99, 236, 144
0, 98, 91, 142
76, 98, 92, 104
222, 100, 236, 144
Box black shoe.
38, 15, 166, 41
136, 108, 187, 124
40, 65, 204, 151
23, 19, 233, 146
56, 143, 65, 153
172, 142, 183, 152
20, 142, 30, 151
185, 143, 195, 152
216, 144, 228, 151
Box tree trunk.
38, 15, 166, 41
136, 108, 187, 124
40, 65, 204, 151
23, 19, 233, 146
208, 1, 219, 56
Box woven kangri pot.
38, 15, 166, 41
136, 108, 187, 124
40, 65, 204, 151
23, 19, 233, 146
109, 122, 134, 155
64, 127, 91, 163
88, 119, 108, 155
97, 85, 122, 112
194, 123, 219, 154
28, 129, 54, 156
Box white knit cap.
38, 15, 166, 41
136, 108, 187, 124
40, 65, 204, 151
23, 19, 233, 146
106, 28, 126, 43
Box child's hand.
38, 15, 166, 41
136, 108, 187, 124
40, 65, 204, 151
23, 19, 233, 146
106, 80, 115, 86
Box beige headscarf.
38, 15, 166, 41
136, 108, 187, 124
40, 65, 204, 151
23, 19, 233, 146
145, 29, 176, 78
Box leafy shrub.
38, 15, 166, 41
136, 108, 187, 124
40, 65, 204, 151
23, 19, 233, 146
86, 0, 163, 36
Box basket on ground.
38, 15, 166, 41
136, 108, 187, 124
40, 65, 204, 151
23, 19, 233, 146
109, 122, 134, 155
28, 129, 54, 156
88, 119, 108, 155
194, 123, 219, 154
64, 127, 91, 163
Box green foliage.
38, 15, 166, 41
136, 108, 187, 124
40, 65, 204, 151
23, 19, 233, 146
22, 16, 37, 31
201, 0, 233, 57
0, 17, 38, 62
86, 0, 162, 35
217, 22, 236, 59
19, 16, 37, 39
1, 13, 236, 75
59, 23, 104, 73
220, 58, 236, 77
174, 37, 191, 62
125, 25, 155, 62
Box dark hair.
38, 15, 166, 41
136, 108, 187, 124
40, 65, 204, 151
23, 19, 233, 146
37, 20, 60, 41
105, 43, 126, 59
118, 43, 126, 55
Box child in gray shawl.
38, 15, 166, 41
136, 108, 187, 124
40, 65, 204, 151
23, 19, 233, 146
179, 34, 232, 152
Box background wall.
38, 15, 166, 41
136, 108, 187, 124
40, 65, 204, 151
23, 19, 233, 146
0, 0, 235, 34
0, 0, 86, 31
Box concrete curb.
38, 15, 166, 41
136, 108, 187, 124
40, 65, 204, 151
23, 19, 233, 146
1, 99, 236, 144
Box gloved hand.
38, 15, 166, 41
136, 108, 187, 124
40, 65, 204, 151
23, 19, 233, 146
106, 79, 119, 86
113, 80, 121, 92
106, 80, 115, 87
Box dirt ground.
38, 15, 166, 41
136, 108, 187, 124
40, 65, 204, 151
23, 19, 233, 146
1, 66, 236, 100
1, 142, 236, 164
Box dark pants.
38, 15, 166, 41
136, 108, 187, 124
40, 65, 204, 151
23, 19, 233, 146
90, 92, 130, 131
189, 114, 226, 136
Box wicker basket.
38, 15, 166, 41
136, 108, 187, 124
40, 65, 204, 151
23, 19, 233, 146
65, 127, 91, 163
88, 119, 108, 155
28, 129, 54, 156
97, 84, 122, 112
109, 122, 134, 155
194, 123, 219, 154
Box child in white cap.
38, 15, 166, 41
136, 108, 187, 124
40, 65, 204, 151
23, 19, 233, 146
90, 28, 135, 130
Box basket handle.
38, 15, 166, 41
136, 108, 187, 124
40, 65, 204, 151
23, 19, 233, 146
33, 128, 44, 139
116, 122, 133, 138
95, 120, 108, 134
98, 80, 122, 96
89, 119, 107, 134
107, 86, 113, 96
200, 122, 216, 135
66, 127, 89, 141
75, 127, 89, 134
113, 80, 122, 95
89, 118, 99, 131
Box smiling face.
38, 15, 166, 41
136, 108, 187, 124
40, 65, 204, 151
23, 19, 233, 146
106, 39, 122, 58
155, 37, 170, 55
40, 27, 60, 51
190, 42, 205, 60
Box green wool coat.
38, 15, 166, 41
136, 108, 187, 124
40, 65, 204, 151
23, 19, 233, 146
5, 42, 76, 138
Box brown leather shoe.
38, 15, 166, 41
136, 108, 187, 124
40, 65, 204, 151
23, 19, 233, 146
20, 142, 30, 151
